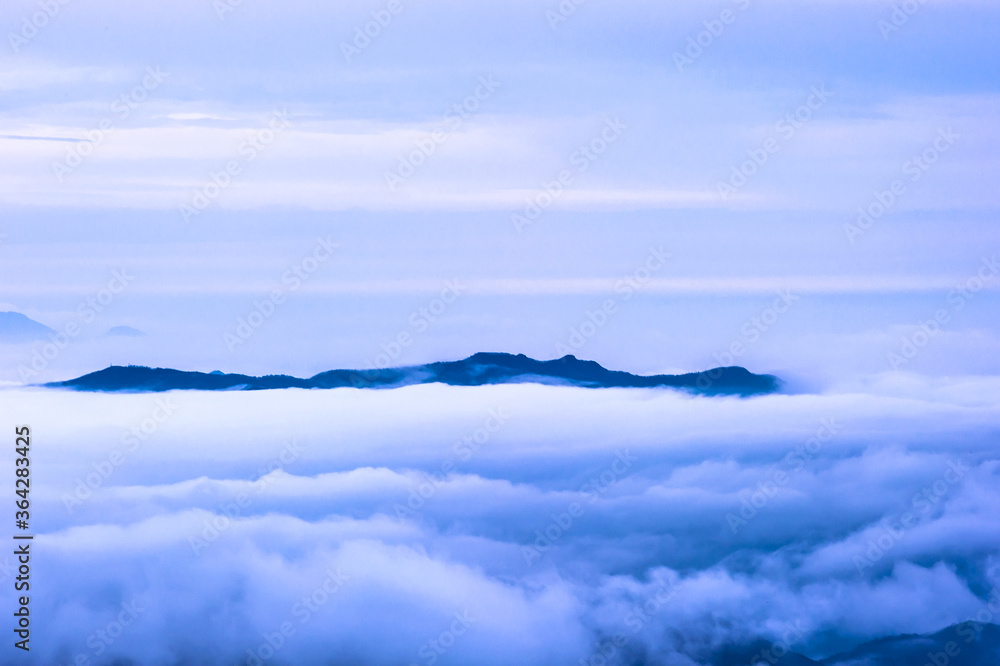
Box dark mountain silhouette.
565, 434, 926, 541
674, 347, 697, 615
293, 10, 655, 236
46, 352, 780, 396
0, 311, 56, 343
710, 622, 999, 666
821, 622, 1000, 665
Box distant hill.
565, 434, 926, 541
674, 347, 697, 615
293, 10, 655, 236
0, 311, 55, 343
711, 622, 1000, 666
822, 622, 1000, 665
45, 352, 781, 396
106, 325, 146, 337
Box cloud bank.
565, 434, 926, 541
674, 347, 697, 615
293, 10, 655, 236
3, 378, 999, 664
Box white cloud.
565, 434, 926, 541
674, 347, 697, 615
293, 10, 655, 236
4, 379, 1000, 663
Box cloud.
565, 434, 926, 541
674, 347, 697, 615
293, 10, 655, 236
6, 378, 1000, 664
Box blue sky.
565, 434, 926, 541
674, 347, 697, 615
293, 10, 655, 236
1, 0, 998, 383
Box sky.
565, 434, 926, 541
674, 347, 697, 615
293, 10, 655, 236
2, 3, 1000, 665
1, 0, 999, 385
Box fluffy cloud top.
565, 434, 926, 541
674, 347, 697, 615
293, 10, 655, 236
3, 378, 999, 664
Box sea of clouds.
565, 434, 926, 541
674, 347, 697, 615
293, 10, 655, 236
3, 375, 1000, 665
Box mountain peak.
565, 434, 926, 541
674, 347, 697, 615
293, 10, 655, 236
0, 311, 56, 344
106, 325, 146, 338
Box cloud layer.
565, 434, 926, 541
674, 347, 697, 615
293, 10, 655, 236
3, 378, 999, 664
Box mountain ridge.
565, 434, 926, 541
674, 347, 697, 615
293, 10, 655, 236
711, 622, 1000, 666
0, 311, 56, 344
45, 352, 781, 396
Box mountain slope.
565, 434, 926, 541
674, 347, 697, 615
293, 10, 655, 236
821, 623, 1000, 665
106, 325, 146, 337
711, 623, 1000, 666
0, 311, 56, 343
